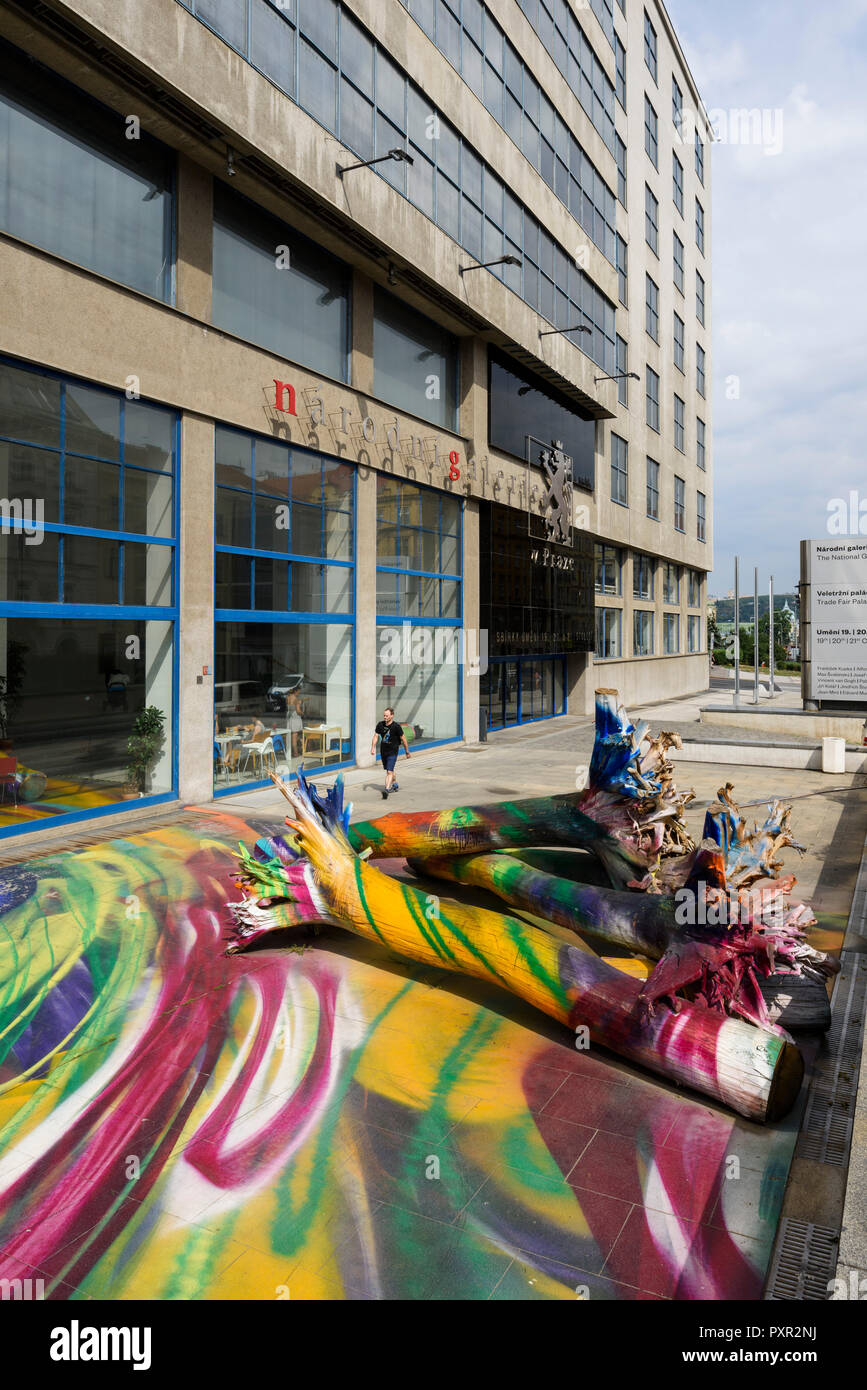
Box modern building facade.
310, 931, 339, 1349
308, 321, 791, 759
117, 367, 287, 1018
0, 0, 712, 838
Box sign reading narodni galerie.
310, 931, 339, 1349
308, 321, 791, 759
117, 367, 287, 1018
807, 539, 867, 700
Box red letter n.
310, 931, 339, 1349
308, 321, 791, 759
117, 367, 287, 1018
274, 380, 297, 415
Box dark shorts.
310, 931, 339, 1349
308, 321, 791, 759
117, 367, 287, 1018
381, 750, 398, 772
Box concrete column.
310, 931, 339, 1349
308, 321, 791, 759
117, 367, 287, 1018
176, 155, 213, 322
462, 496, 480, 743
354, 464, 377, 765
177, 412, 216, 803
351, 271, 375, 396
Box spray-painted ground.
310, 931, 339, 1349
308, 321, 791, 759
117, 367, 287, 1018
0, 771, 860, 1300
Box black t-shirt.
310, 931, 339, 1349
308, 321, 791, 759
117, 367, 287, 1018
376, 720, 403, 750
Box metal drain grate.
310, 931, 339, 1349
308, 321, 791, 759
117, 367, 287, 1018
765, 1220, 839, 1300
795, 951, 867, 1166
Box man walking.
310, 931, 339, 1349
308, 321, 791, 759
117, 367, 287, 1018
371, 707, 410, 798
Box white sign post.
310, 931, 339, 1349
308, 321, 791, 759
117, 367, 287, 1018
804, 539, 867, 703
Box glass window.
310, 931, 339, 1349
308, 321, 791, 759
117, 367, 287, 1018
0, 39, 173, 300
644, 95, 658, 167
616, 233, 628, 306
645, 274, 659, 340
614, 33, 626, 107
663, 611, 680, 654
376, 624, 460, 743
645, 183, 659, 255
213, 182, 349, 383
0, 363, 178, 831
250, 0, 295, 95
697, 490, 707, 542
646, 366, 660, 432
674, 231, 685, 294
594, 543, 621, 595
615, 133, 627, 205
633, 552, 654, 599
488, 351, 595, 490
611, 432, 628, 506
688, 613, 701, 652
696, 198, 705, 254
644, 9, 657, 81
688, 569, 702, 607
215, 619, 353, 772
634, 608, 653, 656
697, 343, 706, 397
373, 287, 457, 429
672, 76, 683, 130
663, 560, 680, 604
695, 134, 705, 184
697, 417, 706, 470
198, 0, 248, 51
595, 607, 621, 658
673, 151, 684, 215
674, 395, 685, 453
674, 474, 686, 530
696, 270, 706, 324
646, 456, 659, 519
674, 312, 685, 371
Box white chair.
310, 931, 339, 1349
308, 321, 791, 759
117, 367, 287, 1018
241, 737, 275, 777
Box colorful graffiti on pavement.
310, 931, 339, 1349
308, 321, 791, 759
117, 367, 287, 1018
0, 812, 800, 1300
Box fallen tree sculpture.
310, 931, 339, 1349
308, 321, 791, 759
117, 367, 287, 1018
342, 690, 692, 888
226, 772, 804, 1123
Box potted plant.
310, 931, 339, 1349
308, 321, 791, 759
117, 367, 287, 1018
125, 706, 166, 796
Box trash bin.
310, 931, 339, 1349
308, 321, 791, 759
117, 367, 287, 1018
822, 737, 845, 774
478, 706, 488, 743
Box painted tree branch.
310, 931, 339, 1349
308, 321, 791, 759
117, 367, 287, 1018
226, 774, 804, 1122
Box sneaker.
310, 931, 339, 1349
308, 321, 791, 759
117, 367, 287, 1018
391, 782, 399, 792
381, 787, 389, 799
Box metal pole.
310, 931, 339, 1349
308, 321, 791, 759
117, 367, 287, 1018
734, 556, 740, 705
754, 567, 760, 704
769, 576, 774, 699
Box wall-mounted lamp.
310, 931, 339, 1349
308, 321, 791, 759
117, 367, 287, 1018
337, 149, 414, 178
226, 147, 237, 177
594, 371, 640, 384
459, 254, 522, 276
539, 324, 591, 338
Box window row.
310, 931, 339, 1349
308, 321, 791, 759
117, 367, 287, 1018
180, 2, 617, 369
215, 553, 353, 614
644, 457, 706, 540
594, 547, 704, 607
596, 607, 703, 658
400, 0, 618, 263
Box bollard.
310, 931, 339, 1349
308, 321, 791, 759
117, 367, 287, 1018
822, 736, 845, 774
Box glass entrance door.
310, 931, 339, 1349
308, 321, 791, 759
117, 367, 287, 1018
486, 656, 567, 729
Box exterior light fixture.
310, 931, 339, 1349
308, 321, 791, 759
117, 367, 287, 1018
459, 254, 522, 275
337, 149, 414, 178
594, 371, 640, 384
226, 147, 237, 177
539, 324, 591, 337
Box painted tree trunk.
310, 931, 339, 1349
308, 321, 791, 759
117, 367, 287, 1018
411, 850, 837, 1031
227, 778, 804, 1122
343, 689, 694, 887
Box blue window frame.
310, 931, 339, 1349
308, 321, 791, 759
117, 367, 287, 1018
375, 473, 463, 749
0, 357, 180, 837
213, 423, 356, 789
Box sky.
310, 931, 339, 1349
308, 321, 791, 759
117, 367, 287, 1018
662, 0, 867, 595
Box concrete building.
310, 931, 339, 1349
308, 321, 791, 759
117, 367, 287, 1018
0, 0, 712, 839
